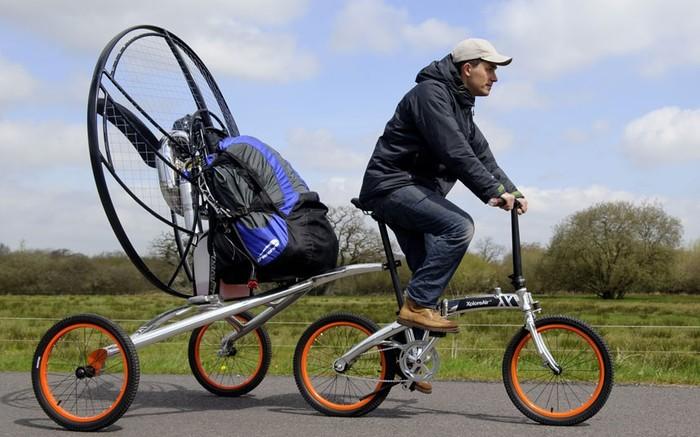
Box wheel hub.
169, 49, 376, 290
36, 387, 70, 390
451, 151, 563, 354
75, 366, 96, 379
218, 345, 237, 357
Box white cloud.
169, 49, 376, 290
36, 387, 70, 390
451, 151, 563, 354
519, 185, 636, 224
520, 185, 700, 246
0, 185, 116, 254
0, 120, 86, 169
190, 25, 318, 82
0, 0, 316, 82
0, 118, 187, 254
489, 0, 700, 76
0, 56, 37, 109
0, 177, 169, 254
331, 0, 466, 54
485, 81, 547, 111
448, 183, 699, 248
401, 18, 466, 51
475, 119, 513, 153
318, 176, 364, 207
621, 107, 700, 164
285, 127, 367, 172
563, 119, 610, 145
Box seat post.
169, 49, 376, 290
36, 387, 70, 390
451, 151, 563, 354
377, 220, 404, 308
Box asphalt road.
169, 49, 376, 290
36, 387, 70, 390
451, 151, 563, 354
2, 372, 699, 437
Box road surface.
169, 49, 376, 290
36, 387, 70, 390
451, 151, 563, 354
2, 373, 698, 436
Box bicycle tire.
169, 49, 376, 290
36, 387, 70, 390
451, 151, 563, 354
293, 312, 396, 416
32, 314, 140, 431
502, 315, 614, 425
188, 311, 271, 396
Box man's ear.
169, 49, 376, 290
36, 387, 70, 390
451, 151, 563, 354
461, 63, 472, 78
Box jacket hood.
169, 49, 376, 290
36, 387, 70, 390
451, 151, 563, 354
415, 54, 474, 107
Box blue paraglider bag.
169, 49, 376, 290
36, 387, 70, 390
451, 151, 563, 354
204, 136, 338, 282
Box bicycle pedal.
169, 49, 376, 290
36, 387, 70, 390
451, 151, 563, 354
428, 331, 447, 338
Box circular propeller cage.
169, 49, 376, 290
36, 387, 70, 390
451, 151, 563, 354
87, 25, 238, 298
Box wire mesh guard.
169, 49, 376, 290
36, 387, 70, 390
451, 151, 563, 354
88, 26, 237, 297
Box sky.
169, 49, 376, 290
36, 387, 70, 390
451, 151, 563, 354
0, 0, 699, 257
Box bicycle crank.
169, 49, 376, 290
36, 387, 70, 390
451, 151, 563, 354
398, 339, 440, 382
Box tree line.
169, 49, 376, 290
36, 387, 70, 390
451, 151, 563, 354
331, 201, 699, 298
1, 201, 698, 298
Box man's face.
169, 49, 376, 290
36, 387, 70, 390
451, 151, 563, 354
461, 61, 498, 96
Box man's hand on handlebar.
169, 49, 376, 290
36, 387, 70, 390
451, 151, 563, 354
488, 193, 528, 215
515, 197, 528, 215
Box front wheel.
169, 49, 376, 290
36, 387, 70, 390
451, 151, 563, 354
293, 312, 396, 416
31, 314, 140, 431
502, 316, 614, 426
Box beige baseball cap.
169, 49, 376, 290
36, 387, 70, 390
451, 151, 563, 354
451, 38, 512, 66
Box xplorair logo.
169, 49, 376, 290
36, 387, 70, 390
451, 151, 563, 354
257, 239, 280, 263
450, 299, 491, 312
465, 299, 491, 307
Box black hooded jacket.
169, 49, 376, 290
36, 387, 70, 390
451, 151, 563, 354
359, 55, 518, 205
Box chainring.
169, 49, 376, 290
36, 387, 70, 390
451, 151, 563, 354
398, 340, 440, 382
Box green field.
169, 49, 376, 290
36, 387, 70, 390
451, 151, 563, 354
2, 293, 698, 384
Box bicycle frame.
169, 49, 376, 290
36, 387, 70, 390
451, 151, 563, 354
333, 289, 559, 375
334, 204, 561, 376
105, 263, 384, 357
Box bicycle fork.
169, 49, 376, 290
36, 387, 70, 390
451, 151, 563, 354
517, 288, 562, 375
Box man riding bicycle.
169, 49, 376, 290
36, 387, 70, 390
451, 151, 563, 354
359, 38, 528, 355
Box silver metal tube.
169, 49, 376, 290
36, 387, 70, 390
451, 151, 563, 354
179, 178, 194, 230
413, 337, 439, 363
524, 312, 560, 372
517, 288, 561, 371
334, 321, 407, 371
129, 263, 385, 350
156, 138, 182, 215
130, 280, 313, 349
220, 290, 305, 344
133, 304, 195, 336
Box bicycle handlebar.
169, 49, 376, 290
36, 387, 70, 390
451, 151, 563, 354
488, 197, 523, 209
488, 196, 526, 289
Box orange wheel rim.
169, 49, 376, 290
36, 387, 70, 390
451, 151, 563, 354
300, 321, 387, 412
194, 317, 263, 390
510, 324, 605, 419
39, 323, 129, 423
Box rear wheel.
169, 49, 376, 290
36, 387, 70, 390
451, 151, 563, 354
293, 312, 396, 416
188, 311, 271, 396
32, 314, 139, 431
502, 316, 613, 425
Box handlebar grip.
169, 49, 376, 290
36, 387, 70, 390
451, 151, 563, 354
489, 197, 522, 209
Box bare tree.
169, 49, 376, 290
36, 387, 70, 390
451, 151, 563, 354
472, 237, 505, 263
328, 206, 386, 265
149, 231, 183, 266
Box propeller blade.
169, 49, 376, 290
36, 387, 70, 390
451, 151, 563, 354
96, 97, 161, 167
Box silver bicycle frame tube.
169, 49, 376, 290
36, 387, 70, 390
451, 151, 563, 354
219, 288, 306, 345
104, 263, 384, 357
333, 321, 407, 372
333, 288, 560, 376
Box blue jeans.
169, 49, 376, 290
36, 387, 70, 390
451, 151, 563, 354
369, 185, 474, 308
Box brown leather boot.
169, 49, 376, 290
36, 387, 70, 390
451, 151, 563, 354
397, 297, 459, 333
413, 381, 432, 394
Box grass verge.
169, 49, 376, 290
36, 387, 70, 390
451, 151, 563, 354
2, 293, 698, 384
